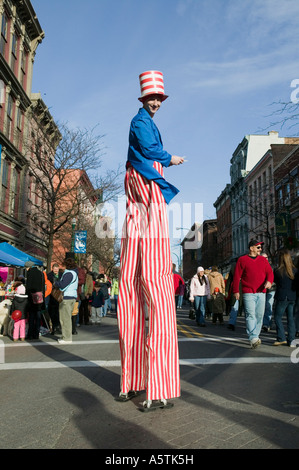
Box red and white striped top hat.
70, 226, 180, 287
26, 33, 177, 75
138, 70, 168, 102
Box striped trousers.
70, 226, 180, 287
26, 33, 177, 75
117, 162, 180, 401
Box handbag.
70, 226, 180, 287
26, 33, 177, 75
51, 286, 64, 303
31, 291, 44, 304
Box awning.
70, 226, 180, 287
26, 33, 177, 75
0, 242, 43, 266
0, 249, 25, 266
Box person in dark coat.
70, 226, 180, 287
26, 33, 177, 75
211, 287, 226, 324
97, 274, 111, 317
273, 249, 299, 347
47, 263, 61, 334
25, 261, 45, 340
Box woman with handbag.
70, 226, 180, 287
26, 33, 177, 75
54, 258, 78, 344
25, 261, 45, 340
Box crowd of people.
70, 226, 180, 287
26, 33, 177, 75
6, 259, 119, 344
4, 242, 299, 350
179, 241, 299, 349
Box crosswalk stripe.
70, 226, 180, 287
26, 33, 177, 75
0, 356, 292, 371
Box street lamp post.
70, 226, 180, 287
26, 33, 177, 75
71, 218, 76, 252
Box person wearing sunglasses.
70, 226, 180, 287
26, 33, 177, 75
232, 239, 274, 348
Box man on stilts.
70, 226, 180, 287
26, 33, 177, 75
116, 70, 185, 411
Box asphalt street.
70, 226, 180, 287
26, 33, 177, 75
0, 304, 298, 454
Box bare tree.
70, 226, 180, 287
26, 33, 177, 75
24, 111, 123, 269
263, 100, 299, 135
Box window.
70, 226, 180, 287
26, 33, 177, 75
11, 32, 17, 73
20, 48, 28, 89
0, 13, 8, 56
10, 166, 19, 217
15, 107, 23, 149
278, 188, 283, 208
285, 183, 291, 205
1, 159, 9, 212
6, 94, 13, 139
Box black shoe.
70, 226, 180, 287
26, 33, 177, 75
227, 324, 235, 331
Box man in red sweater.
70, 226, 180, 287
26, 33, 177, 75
233, 239, 274, 348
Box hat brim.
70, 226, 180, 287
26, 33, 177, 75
249, 240, 264, 248
138, 93, 168, 103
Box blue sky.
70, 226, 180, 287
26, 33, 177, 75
31, 0, 299, 253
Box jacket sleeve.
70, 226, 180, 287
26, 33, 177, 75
232, 259, 242, 294
265, 263, 274, 284
189, 278, 195, 301
206, 277, 211, 298
56, 272, 73, 290
132, 119, 172, 167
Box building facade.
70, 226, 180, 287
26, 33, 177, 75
213, 184, 232, 272
273, 144, 299, 250
210, 133, 299, 272
0, 0, 51, 261
245, 148, 276, 258
229, 132, 287, 259
200, 219, 217, 269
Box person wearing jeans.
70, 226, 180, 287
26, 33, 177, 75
194, 294, 207, 326
189, 267, 210, 327
242, 293, 266, 342
233, 239, 274, 349
273, 249, 298, 347
55, 258, 78, 344
274, 300, 296, 346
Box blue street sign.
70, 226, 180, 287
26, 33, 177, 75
74, 230, 87, 253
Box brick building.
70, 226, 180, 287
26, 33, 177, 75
273, 144, 299, 249
0, 0, 53, 261
213, 184, 232, 272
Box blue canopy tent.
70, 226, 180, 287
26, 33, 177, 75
0, 242, 43, 266
0, 249, 25, 266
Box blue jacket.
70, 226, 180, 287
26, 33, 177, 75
127, 107, 179, 204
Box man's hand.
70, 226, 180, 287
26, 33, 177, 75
234, 293, 240, 301
169, 155, 185, 166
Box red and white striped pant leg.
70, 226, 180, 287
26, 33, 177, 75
118, 162, 180, 400
117, 168, 147, 394
141, 165, 180, 401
